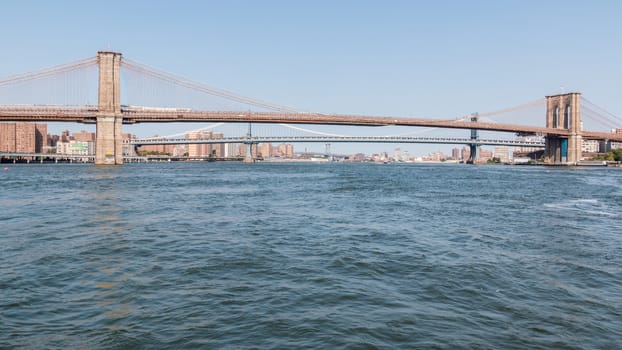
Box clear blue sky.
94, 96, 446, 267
1, 0, 621, 155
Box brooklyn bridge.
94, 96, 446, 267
1, 51, 621, 165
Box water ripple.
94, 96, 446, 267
1, 163, 621, 348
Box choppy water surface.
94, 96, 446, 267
1, 162, 621, 349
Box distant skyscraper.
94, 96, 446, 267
187, 131, 213, 157
394, 147, 402, 161
212, 132, 224, 157
285, 144, 294, 158
452, 147, 460, 160
260, 143, 273, 158
276, 144, 294, 158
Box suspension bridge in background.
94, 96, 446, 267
127, 135, 545, 148
1, 51, 621, 164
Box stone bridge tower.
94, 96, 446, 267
544, 92, 582, 165
95, 51, 123, 165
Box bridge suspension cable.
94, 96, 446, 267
143, 123, 226, 139
121, 58, 301, 113
470, 98, 546, 120
0, 56, 97, 87
581, 97, 622, 130
381, 99, 546, 138
277, 124, 346, 137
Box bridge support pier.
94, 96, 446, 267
243, 143, 256, 163
467, 144, 479, 164
95, 51, 123, 165
543, 93, 582, 165
95, 116, 123, 165
243, 123, 255, 163
466, 113, 479, 164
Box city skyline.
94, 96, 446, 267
1, 122, 522, 162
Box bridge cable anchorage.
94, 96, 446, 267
0, 56, 97, 87
121, 59, 301, 113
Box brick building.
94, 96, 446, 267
0, 122, 47, 153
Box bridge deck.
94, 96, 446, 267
1, 106, 621, 141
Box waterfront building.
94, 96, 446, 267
187, 131, 213, 158
493, 146, 511, 163
211, 132, 224, 158
260, 143, 273, 158
137, 143, 177, 155
136, 134, 176, 156
225, 143, 242, 158
452, 147, 461, 160
394, 147, 402, 161
72, 130, 96, 142
239, 144, 258, 158
59, 130, 71, 142
56, 140, 94, 156
0, 122, 47, 153
273, 144, 294, 158
171, 145, 188, 157
600, 140, 622, 152
513, 135, 545, 154
122, 134, 137, 157
602, 129, 622, 151
582, 139, 600, 153
401, 149, 411, 161
355, 153, 367, 161
479, 149, 493, 162
56, 141, 70, 154
35, 124, 47, 152
47, 134, 59, 148
424, 151, 445, 162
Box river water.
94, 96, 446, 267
1, 162, 621, 349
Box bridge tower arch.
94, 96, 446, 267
544, 92, 582, 165
95, 51, 123, 165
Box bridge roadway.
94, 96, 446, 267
127, 136, 546, 147
1, 105, 621, 142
